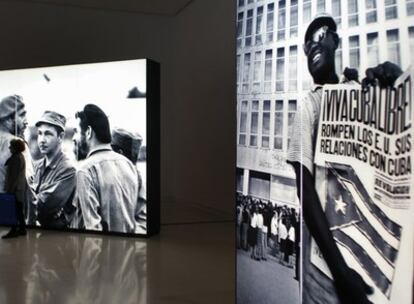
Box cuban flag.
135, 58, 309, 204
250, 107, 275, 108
324, 162, 402, 298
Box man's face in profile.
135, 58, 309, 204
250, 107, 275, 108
6, 108, 28, 137
73, 118, 89, 161
304, 26, 338, 83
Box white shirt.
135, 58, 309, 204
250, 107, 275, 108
288, 226, 295, 242
250, 213, 258, 228
271, 215, 278, 235
256, 214, 264, 229
278, 223, 288, 240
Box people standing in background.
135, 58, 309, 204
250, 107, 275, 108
249, 203, 259, 260
270, 210, 279, 257
278, 217, 288, 264
241, 200, 250, 251
261, 208, 268, 261
2, 139, 27, 238
236, 197, 243, 249
287, 222, 296, 268
255, 206, 265, 261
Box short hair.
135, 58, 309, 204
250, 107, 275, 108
10, 138, 25, 153
37, 122, 64, 136
75, 104, 111, 144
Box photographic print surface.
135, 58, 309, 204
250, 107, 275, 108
0, 59, 148, 235
236, 0, 300, 303
236, 0, 414, 304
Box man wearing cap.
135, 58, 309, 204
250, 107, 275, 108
0, 95, 34, 223
73, 104, 139, 233
287, 13, 402, 304
31, 111, 76, 228
111, 128, 147, 234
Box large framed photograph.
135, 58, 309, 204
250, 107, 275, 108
0, 58, 160, 237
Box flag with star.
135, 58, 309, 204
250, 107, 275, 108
323, 162, 402, 298
324, 169, 362, 230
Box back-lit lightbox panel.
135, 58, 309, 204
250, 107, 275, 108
0, 59, 160, 237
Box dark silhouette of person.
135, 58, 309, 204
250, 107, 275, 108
2, 138, 27, 238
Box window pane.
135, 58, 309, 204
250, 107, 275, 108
348, 0, 359, 26
262, 112, 270, 135
240, 112, 247, 133
317, 0, 325, 13
274, 137, 283, 149
303, 1, 311, 23
387, 29, 400, 66
276, 48, 284, 92
276, 99, 283, 111
262, 136, 269, 148
408, 0, 414, 16
278, 0, 286, 40
288, 100, 297, 111
332, 0, 342, 27
288, 46, 297, 91
290, 3, 298, 37
252, 100, 259, 110
263, 100, 271, 111
255, 6, 263, 45
335, 38, 342, 75
410, 27, 414, 64
367, 33, 379, 67
266, 4, 274, 43
274, 113, 283, 136
250, 136, 257, 146
366, 0, 377, 23
250, 108, 258, 147
385, 0, 398, 19
349, 36, 360, 70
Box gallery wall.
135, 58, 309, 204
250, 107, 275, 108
0, 0, 236, 224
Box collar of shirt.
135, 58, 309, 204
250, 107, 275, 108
86, 144, 112, 158
41, 150, 64, 171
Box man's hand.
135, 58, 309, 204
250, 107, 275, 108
362, 61, 403, 89
334, 266, 374, 304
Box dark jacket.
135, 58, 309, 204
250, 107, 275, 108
5, 152, 27, 203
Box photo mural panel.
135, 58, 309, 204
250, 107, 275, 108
0, 59, 158, 236
236, 0, 414, 303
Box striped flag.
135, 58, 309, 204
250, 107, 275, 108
324, 162, 402, 298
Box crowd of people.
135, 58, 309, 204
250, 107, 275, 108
236, 193, 300, 279
0, 95, 147, 238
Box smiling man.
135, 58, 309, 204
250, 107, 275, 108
31, 111, 76, 229
287, 13, 402, 304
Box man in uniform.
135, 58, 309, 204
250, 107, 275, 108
287, 13, 402, 304
32, 111, 76, 228
73, 104, 139, 233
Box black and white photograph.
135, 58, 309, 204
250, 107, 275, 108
236, 0, 414, 304
0, 59, 148, 236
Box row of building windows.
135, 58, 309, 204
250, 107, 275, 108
237, 0, 414, 48
238, 99, 297, 150
236, 168, 297, 205
237, 27, 414, 94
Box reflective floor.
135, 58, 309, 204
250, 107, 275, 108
0, 222, 234, 304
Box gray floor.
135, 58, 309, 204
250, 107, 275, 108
0, 221, 235, 304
